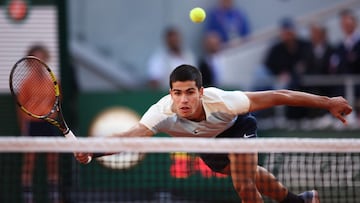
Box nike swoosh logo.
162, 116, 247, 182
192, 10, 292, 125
243, 134, 255, 138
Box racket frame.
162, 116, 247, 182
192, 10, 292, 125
10, 56, 92, 163
9, 56, 70, 135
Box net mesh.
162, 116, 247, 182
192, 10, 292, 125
0, 137, 359, 203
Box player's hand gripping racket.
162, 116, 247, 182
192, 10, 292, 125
9, 56, 92, 164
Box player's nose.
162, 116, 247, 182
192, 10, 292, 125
180, 95, 189, 103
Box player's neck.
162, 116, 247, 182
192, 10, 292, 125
189, 105, 206, 122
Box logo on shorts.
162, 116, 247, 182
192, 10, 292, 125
243, 133, 255, 138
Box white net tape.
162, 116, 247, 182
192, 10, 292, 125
0, 137, 359, 153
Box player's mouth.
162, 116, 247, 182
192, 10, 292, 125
179, 107, 191, 113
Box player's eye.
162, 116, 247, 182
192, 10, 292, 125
173, 91, 181, 96
186, 90, 195, 95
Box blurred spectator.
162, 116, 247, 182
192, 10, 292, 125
304, 23, 335, 76
264, 17, 310, 120
18, 44, 63, 203
301, 23, 336, 119
198, 32, 223, 87
264, 17, 310, 90
147, 26, 196, 90
333, 9, 360, 74
206, 0, 251, 46
332, 9, 360, 120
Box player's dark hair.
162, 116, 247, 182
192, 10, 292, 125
169, 64, 203, 89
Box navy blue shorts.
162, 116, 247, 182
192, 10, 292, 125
199, 113, 257, 173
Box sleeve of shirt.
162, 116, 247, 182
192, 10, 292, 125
222, 90, 250, 115
139, 104, 162, 134
139, 95, 174, 134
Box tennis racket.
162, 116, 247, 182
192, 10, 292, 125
9, 56, 91, 163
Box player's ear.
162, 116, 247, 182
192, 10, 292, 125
199, 87, 204, 97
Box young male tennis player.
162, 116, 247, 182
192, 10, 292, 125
76, 64, 352, 203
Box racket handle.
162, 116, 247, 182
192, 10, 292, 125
64, 130, 92, 164
64, 130, 77, 140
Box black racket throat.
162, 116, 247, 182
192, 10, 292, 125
45, 104, 70, 134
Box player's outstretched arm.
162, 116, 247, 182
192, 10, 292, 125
244, 89, 352, 124
75, 123, 154, 164
112, 123, 154, 138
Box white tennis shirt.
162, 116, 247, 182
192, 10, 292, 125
140, 87, 250, 138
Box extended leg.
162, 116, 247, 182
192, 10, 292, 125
229, 153, 263, 203
255, 166, 315, 203
226, 155, 305, 203
255, 166, 288, 201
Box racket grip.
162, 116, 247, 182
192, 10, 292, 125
64, 130, 77, 140
64, 130, 92, 164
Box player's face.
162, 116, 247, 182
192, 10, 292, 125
170, 81, 204, 121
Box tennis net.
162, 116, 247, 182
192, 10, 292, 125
0, 137, 359, 203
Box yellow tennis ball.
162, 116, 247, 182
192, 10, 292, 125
189, 7, 206, 23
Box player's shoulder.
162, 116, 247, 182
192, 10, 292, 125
203, 87, 228, 101
204, 87, 242, 96
204, 87, 223, 94
151, 94, 174, 114
203, 87, 250, 114
157, 94, 171, 104
203, 87, 247, 102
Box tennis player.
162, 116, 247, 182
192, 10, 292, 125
76, 64, 352, 203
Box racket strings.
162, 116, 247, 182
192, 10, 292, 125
11, 58, 57, 117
